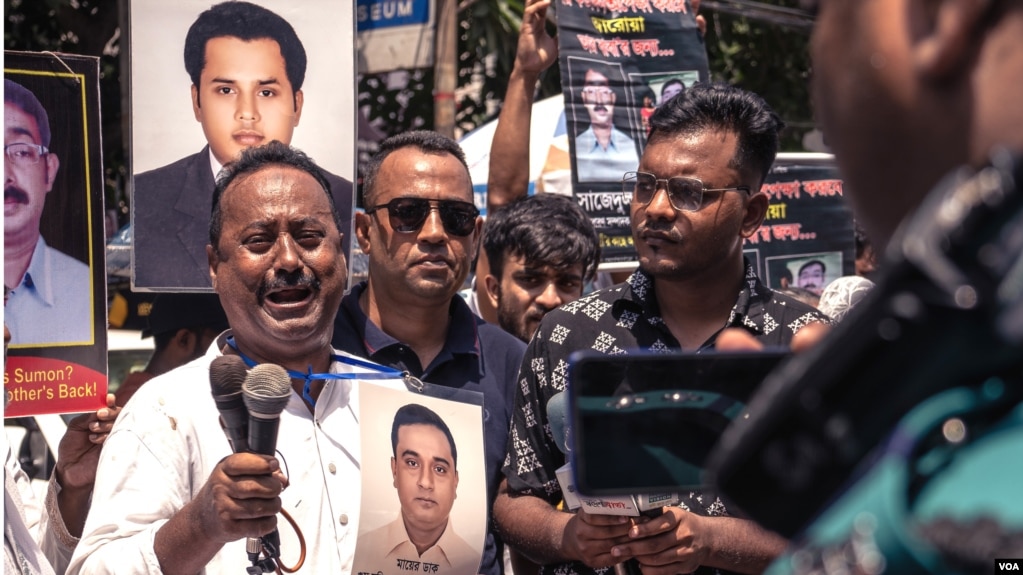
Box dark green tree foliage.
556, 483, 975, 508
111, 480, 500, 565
357, 0, 561, 143
702, 0, 814, 151
5, 0, 128, 225
359, 69, 433, 135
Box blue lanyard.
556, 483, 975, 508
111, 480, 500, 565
225, 336, 406, 407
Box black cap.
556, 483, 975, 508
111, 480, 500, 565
143, 293, 229, 338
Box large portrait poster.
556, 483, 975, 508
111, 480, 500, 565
557, 0, 709, 262
4, 51, 108, 417
353, 382, 487, 575
742, 160, 855, 292
129, 0, 356, 291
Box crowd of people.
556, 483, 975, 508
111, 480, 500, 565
7, 0, 1023, 573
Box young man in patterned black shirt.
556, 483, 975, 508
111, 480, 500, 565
493, 83, 829, 575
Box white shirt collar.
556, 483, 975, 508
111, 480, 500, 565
207, 148, 225, 181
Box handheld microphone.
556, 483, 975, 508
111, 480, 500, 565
548, 392, 571, 455
547, 391, 679, 515
209, 355, 250, 453
241, 363, 292, 571
549, 392, 674, 575
238, 360, 288, 564
241, 363, 292, 456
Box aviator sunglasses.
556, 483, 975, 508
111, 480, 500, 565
364, 197, 479, 237
622, 171, 750, 212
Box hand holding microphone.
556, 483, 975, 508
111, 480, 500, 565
208, 358, 293, 572
240, 363, 292, 572
547, 392, 678, 574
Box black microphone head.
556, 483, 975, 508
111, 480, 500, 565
210, 355, 251, 453
210, 355, 248, 397
242, 364, 292, 419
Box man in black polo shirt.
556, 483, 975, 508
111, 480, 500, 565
332, 131, 525, 575
493, 83, 829, 575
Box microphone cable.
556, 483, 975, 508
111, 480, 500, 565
266, 507, 306, 574
261, 449, 305, 574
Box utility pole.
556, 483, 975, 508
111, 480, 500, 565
433, 0, 457, 137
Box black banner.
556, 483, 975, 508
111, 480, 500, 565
557, 0, 709, 262
743, 161, 855, 293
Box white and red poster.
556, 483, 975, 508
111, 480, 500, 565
5, 51, 108, 416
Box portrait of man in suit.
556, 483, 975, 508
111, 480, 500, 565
571, 59, 639, 183
358, 403, 479, 574
131, 0, 354, 289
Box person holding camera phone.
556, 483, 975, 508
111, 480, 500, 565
713, 0, 1023, 570
493, 83, 829, 575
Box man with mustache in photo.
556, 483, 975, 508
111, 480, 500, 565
4, 78, 91, 345
358, 403, 478, 573
574, 63, 640, 182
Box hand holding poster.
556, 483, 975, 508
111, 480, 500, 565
4, 51, 108, 417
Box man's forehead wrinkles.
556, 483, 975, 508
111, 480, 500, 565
230, 167, 298, 192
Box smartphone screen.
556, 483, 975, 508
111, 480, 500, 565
568, 349, 790, 495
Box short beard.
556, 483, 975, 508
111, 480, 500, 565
496, 300, 531, 344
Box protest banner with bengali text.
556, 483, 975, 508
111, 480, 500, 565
556, 0, 709, 261
742, 160, 855, 294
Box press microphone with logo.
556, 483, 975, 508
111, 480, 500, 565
546, 392, 678, 516
241, 363, 292, 570
548, 392, 676, 575
209, 355, 250, 453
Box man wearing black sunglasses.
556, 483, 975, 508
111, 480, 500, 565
332, 131, 526, 575
494, 83, 829, 575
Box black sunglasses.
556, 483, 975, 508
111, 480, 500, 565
364, 197, 479, 237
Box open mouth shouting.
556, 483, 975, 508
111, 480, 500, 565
257, 272, 321, 310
